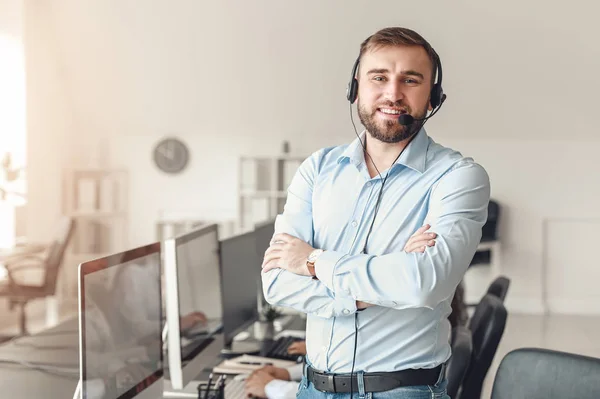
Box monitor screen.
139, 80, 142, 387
174, 224, 222, 351
254, 220, 275, 260
79, 243, 163, 399
163, 224, 224, 390
253, 220, 275, 312
219, 230, 261, 346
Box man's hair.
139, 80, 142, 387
358, 27, 439, 85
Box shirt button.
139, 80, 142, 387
343, 309, 350, 314
322, 346, 327, 352
366, 181, 371, 187
351, 221, 358, 227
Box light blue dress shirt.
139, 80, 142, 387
262, 128, 490, 374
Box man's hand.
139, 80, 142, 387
244, 369, 278, 398
404, 224, 437, 253
356, 301, 375, 310
180, 311, 207, 331
287, 341, 307, 355
356, 224, 438, 310
261, 233, 315, 276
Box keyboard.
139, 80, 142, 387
225, 379, 246, 399
263, 336, 304, 362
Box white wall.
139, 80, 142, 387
0, 0, 25, 248
24, 1, 77, 242
25, 0, 600, 314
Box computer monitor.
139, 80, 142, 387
253, 220, 275, 313
163, 223, 224, 390
219, 230, 262, 350
78, 243, 163, 399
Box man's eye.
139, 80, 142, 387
404, 79, 418, 84
373, 76, 385, 82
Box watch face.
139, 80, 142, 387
309, 250, 322, 262
153, 137, 189, 174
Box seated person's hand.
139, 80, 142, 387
253, 365, 291, 381
244, 369, 276, 399
180, 311, 207, 331
287, 341, 306, 355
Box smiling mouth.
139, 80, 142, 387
377, 108, 408, 118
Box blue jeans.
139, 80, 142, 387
296, 371, 450, 399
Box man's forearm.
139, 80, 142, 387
262, 268, 357, 318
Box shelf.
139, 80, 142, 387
239, 190, 288, 198
68, 211, 127, 218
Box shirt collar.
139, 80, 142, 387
337, 128, 429, 174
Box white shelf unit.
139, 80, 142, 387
61, 168, 128, 300
238, 155, 305, 231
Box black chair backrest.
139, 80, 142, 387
459, 294, 508, 399
481, 199, 500, 241
491, 348, 600, 399
446, 325, 473, 398
486, 276, 510, 302
43, 217, 75, 295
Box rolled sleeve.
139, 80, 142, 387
264, 379, 301, 399
286, 363, 304, 381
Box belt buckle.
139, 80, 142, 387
326, 374, 335, 392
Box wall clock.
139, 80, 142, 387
153, 137, 189, 174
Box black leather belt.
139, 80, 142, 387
305, 365, 443, 393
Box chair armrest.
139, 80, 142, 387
3, 257, 45, 287
4, 255, 45, 270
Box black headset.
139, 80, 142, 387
345, 47, 446, 110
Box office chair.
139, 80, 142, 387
486, 276, 510, 302
481, 200, 500, 242
0, 216, 75, 336
491, 348, 600, 399
446, 325, 472, 398
457, 294, 507, 399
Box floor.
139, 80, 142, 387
1, 300, 599, 399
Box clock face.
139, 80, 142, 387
153, 138, 189, 174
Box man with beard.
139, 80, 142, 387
261, 27, 490, 399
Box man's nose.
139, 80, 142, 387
383, 81, 404, 103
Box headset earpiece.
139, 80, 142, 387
346, 57, 360, 104
430, 83, 443, 109
347, 78, 358, 103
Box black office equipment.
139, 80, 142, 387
219, 230, 261, 355
261, 335, 304, 363
491, 348, 600, 399
445, 326, 472, 398
458, 294, 507, 399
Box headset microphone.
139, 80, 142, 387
397, 93, 447, 126
397, 113, 426, 126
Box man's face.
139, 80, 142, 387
357, 45, 434, 143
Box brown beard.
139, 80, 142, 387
358, 101, 428, 143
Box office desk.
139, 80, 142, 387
0, 312, 307, 399
0, 316, 79, 398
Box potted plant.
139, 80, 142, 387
254, 304, 282, 340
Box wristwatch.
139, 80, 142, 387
306, 249, 324, 277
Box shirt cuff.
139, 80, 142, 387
315, 250, 345, 292
265, 379, 301, 399
286, 363, 304, 381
